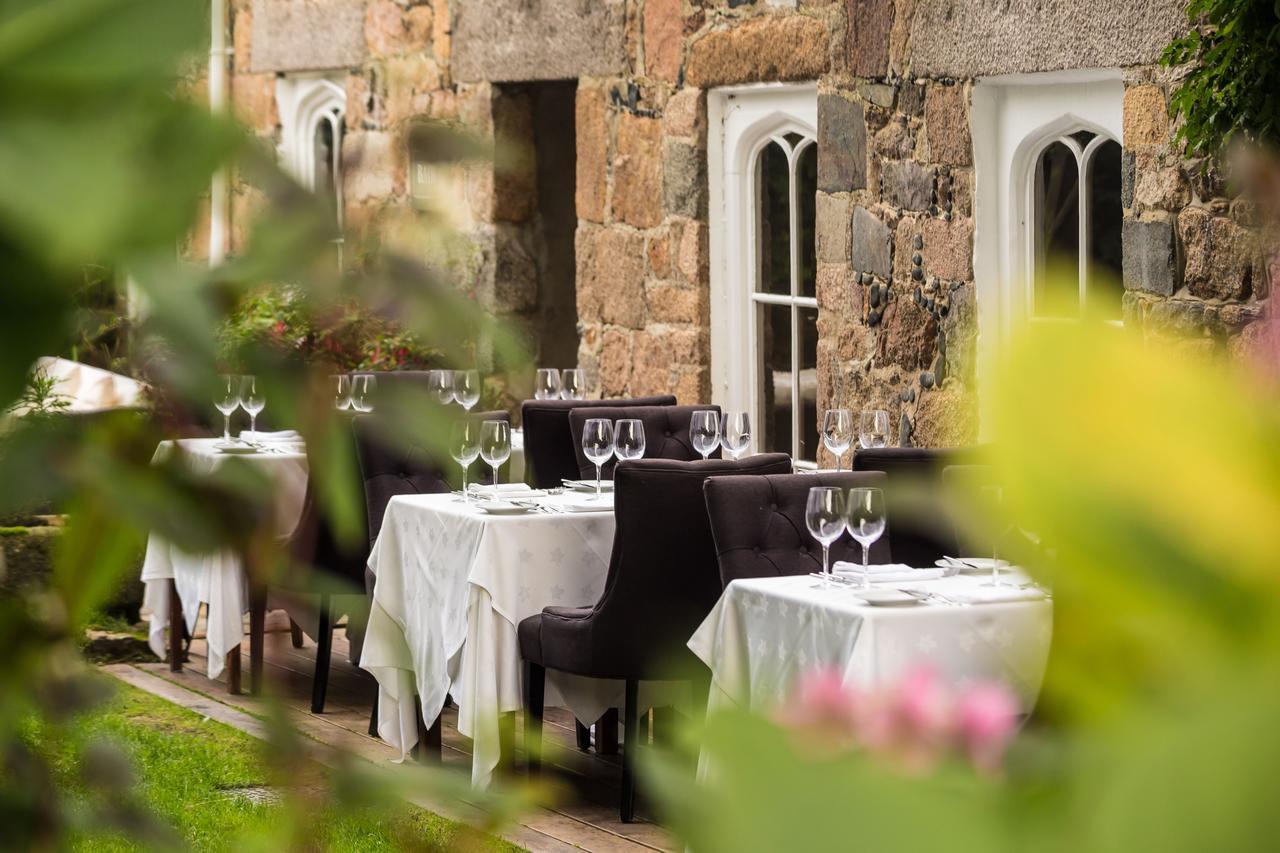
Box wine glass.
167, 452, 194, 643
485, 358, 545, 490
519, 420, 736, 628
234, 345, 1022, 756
449, 419, 482, 502
982, 485, 1011, 587
239, 375, 265, 437
351, 374, 376, 413
534, 368, 561, 400
453, 370, 480, 412
428, 369, 455, 406
214, 374, 240, 443
581, 418, 615, 500
614, 418, 646, 465
822, 409, 853, 470
560, 368, 585, 401
332, 374, 353, 411
479, 419, 511, 487
858, 409, 890, 450
805, 487, 847, 585
846, 487, 887, 589
721, 411, 751, 460
690, 410, 721, 460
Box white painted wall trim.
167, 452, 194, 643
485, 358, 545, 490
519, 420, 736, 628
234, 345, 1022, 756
276, 75, 346, 194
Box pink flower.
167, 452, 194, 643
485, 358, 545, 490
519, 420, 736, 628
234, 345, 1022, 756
786, 667, 861, 731
956, 683, 1020, 774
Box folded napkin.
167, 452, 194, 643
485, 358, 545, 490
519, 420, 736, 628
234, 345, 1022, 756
240, 429, 301, 442
944, 586, 1047, 605
833, 563, 948, 583
469, 483, 534, 496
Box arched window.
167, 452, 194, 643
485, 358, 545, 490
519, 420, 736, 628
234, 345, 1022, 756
1032, 131, 1123, 319
276, 76, 346, 227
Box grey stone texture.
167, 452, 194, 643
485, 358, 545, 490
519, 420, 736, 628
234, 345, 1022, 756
851, 206, 892, 279
908, 0, 1187, 77
249, 0, 367, 73
453, 0, 627, 83
664, 139, 707, 219
1121, 218, 1177, 296
817, 193, 852, 264
818, 94, 867, 193
882, 160, 933, 211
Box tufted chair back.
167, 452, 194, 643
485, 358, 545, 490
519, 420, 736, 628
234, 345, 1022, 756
567, 404, 721, 480
704, 472, 891, 587
352, 410, 508, 546
852, 447, 968, 566
520, 395, 676, 488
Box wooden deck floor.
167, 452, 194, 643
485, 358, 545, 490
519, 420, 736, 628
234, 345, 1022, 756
106, 619, 676, 853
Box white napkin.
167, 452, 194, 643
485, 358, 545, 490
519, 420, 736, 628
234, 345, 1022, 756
944, 586, 1047, 604
561, 495, 614, 512
469, 483, 534, 496
832, 563, 948, 583
241, 429, 301, 442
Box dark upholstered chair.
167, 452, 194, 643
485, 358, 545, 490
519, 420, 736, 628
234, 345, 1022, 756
704, 471, 891, 587
520, 395, 676, 488
567, 404, 722, 480
520, 453, 793, 821
851, 447, 969, 566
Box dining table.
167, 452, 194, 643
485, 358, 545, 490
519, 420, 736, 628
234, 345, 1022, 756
360, 486, 684, 789
688, 570, 1053, 717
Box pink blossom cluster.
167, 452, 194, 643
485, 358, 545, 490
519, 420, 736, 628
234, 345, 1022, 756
777, 665, 1021, 775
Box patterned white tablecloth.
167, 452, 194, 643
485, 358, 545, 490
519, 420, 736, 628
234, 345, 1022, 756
361, 491, 651, 789
688, 574, 1053, 715
140, 438, 309, 678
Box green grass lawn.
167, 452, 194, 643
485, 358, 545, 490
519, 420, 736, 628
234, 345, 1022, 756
25, 680, 524, 852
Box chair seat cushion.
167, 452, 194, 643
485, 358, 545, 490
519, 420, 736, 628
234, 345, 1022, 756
518, 607, 592, 669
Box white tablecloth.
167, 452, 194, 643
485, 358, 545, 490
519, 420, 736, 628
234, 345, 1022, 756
140, 438, 308, 678
362, 491, 664, 788
689, 574, 1053, 716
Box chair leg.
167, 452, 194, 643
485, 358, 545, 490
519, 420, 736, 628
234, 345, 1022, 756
168, 579, 183, 672
248, 582, 267, 695
597, 708, 619, 755
289, 619, 305, 649
310, 593, 332, 714
621, 678, 639, 823
411, 696, 443, 764
575, 719, 591, 751
368, 692, 379, 738
525, 662, 545, 776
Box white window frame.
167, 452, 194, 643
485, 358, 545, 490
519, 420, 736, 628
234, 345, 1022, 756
708, 82, 817, 461
971, 70, 1123, 438
276, 75, 346, 224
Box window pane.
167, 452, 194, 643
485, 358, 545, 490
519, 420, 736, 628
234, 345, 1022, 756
759, 303, 792, 455
1035, 140, 1079, 317
758, 141, 791, 296
313, 114, 339, 218
1087, 139, 1124, 320
797, 143, 817, 298
798, 306, 818, 462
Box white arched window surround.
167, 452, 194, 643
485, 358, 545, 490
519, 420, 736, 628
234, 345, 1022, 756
708, 82, 817, 462
275, 75, 346, 220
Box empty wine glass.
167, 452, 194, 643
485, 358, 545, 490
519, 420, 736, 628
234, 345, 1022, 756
479, 419, 511, 487
534, 368, 561, 400
214, 374, 241, 443
239, 375, 265, 437
690, 410, 721, 460
581, 418, 615, 500
805, 487, 847, 585
428, 369, 455, 406
332, 374, 353, 411
351, 374, 376, 413
450, 418, 482, 502
858, 409, 890, 450
822, 409, 853, 470
722, 411, 751, 460
560, 368, 585, 401
614, 418, 646, 465
982, 485, 1012, 588
846, 487, 887, 589
453, 370, 480, 411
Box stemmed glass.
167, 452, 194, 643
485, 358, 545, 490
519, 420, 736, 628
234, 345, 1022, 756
858, 409, 890, 450
690, 410, 721, 460
846, 487, 887, 589
214, 374, 241, 443
450, 419, 482, 503
560, 368, 585, 401
351, 374, 376, 413
534, 369, 561, 400
581, 418, 615, 500
479, 419, 511, 487
240, 375, 265, 436
722, 411, 751, 460
332, 374, 353, 411
453, 370, 480, 412
982, 485, 1011, 587
614, 419, 646, 466
822, 409, 853, 470
805, 487, 847, 585
428, 369, 455, 406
